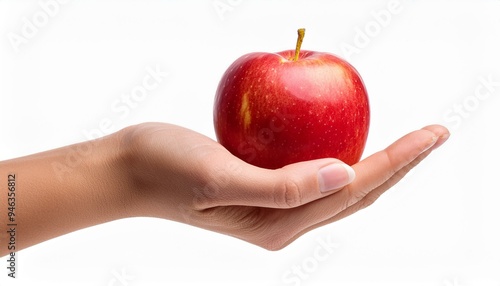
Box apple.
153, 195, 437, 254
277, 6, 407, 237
213, 29, 370, 169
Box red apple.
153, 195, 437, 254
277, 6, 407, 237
213, 29, 369, 169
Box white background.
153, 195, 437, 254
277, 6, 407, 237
1, 0, 499, 285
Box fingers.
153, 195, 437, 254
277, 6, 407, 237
421, 124, 450, 150
198, 125, 449, 211
288, 142, 439, 243
357, 124, 450, 205
254, 126, 450, 248
192, 125, 450, 250
344, 128, 438, 204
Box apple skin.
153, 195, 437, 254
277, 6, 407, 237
213, 49, 369, 169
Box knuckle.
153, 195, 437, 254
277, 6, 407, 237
358, 192, 381, 210
343, 186, 369, 210
339, 193, 356, 211
274, 177, 302, 208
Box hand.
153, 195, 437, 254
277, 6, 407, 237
118, 123, 450, 250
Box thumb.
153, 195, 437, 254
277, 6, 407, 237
199, 158, 356, 209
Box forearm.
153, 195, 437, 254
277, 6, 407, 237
0, 131, 135, 256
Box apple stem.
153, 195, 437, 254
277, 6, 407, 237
293, 28, 305, 61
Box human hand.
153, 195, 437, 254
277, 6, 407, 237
118, 123, 449, 250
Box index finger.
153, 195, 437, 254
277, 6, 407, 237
260, 126, 447, 248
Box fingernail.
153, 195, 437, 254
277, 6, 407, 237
432, 132, 451, 150
420, 136, 439, 154
318, 163, 356, 193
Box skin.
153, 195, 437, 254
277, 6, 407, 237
0, 122, 449, 256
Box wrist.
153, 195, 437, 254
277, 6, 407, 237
110, 123, 165, 219
97, 127, 144, 220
